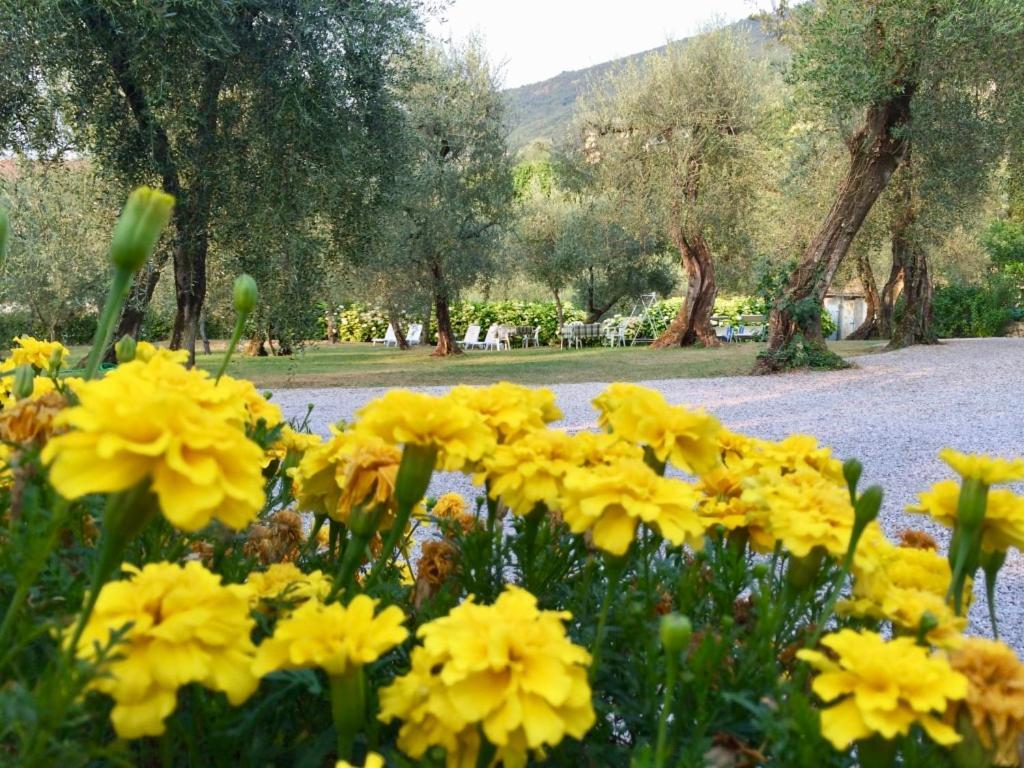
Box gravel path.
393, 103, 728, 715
273, 338, 1024, 647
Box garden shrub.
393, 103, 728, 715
932, 279, 1017, 338
330, 295, 797, 348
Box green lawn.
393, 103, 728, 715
193, 340, 888, 389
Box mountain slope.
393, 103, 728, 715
502, 17, 769, 152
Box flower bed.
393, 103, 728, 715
2, 191, 1023, 767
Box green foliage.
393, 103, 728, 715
981, 219, 1024, 303
931, 279, 1017, 338
326, 301, 588, 347
0, 162, 115, 342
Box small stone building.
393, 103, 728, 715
824, 279, 868, 340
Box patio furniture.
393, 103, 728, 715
560, 321, 582, 349
497, 325, 512, 350
521, 326, 541, 348
371, 324, 397, 346
478, 324, 501, 350
563, 322, 603, 349
405, 323, 423, 345
605, 319, 629, 347
457, 324, 481, 349
733, 314, 767, 342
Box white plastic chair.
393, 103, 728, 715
479, 324, 500, 350
522, 326, 541, 348
405, 323, 422, 345
497, 325, 511, 350
372, 324, 397, 346
458, 324, 481, 349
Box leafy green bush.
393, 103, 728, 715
325, 301, 588, 346
932, 279, 1016, 338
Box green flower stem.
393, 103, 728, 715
982, 549, 1006, 639
366, 445, 436, 587
0, 498, 70, 661
653, 649, 680, 768
329, 532, 370, 602
64, 486, 156, 667
521, 505, 545, 589
330, 668, 366, 761
949, 478, 988, 615
589, 554, 628, 682
215, 312, 248, 383
642, 445, 666, 476
857, 734, 897, 768
84, 266, 133, 380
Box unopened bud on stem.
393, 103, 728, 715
233, 274, 258, 315
109, 187, 174, 273
12, 364, 34, 400
115, 334, 137, 363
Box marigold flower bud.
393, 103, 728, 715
659, 613, 692, 654
233, 274, 258, 315
854, 485, 883, 529
12, 364, 34, 400
114, 334, 137, 363
843, 458, 862, 497
109, 187, 174, 272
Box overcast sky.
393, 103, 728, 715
426, 0, 774, 89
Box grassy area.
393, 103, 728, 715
193, 340, 889, 389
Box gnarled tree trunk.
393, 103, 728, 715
756, 88, 914, 372
887, 171, 935, 349
879, 256, 904, 338
431, 260, 461, 356
387, 305, 410, 350
651, 231, 718, 348
847, 251, 881, 340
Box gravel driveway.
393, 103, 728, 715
273, 338, 1024, 647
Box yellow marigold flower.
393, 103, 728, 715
696, 466, 751, 532
430, 492, 477, 533
477, 428, 582, 516
723, 431, 844, 486
478, 429, 643, 518
355, 390, 495, 472
940, 448, 1024, 485
449, 382, 561, 443
947, 638, 1024, 766
798, 629, 966, 750
252, 595, 407, 678
245, 562, 332, 606
561, 460, 705, 556
744, 474, 858, 560
290, 428, 401, 526
593, 383, 721, 474
839, 542, 967, 648
336, 754, 384, 768
134, 340, 189, 365
7, 335, 68, 370
41, 355, 265, 532
218, 375, 283, 429
72, 561, 258, 739
909, 479, 1024, 554
379, 586, 595, 767
570, 430, 644, 466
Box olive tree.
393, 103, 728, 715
1, 0, 423, 363
392, 40, 514, 356
758, 0, 1024, 369
577, 28, 770, 347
